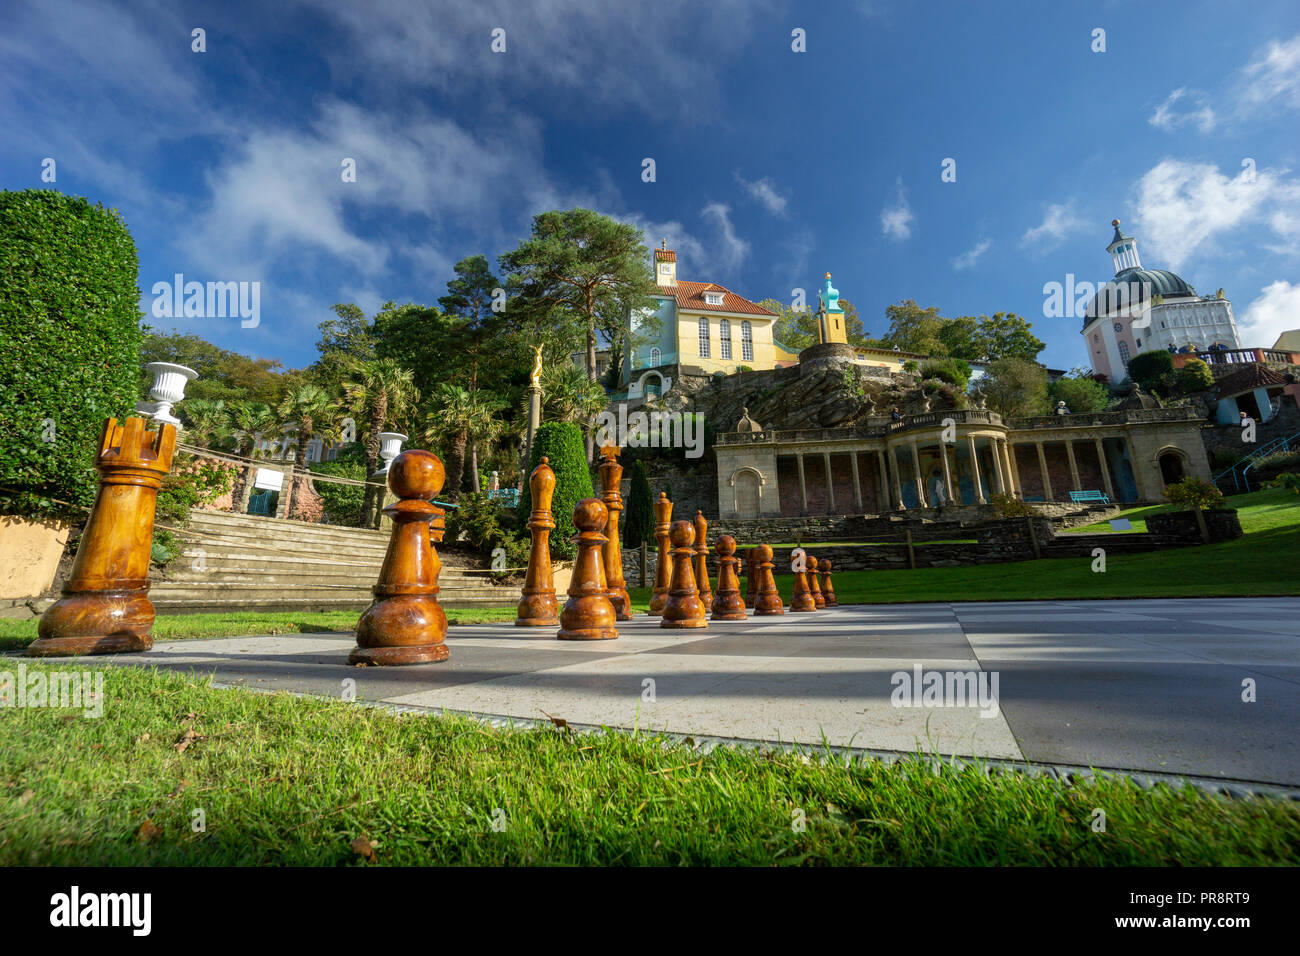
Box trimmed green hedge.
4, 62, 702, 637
516, 422, 594, 558
0, 190, 144, 517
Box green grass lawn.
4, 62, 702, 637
1, 662, 1295, 866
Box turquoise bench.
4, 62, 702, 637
1069, 490, 1110, 504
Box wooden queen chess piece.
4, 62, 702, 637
516, 456, 559, 627
753, 544, 785, 616
598, 447, 633, 621
350, 450, 450, 665
789, 550, 817, 612
693, 510, 714, 609
820, 559, 838, 607
661, 520, 707, 629
710, 535, 747, 621
30, 417, 177, 657
807, 555, 826, 609
648, 492, 672, 616
557, 498, 619, 641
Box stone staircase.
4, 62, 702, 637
150, 510, 515, 613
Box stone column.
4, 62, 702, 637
909, 439, 925, 506
998, 440, 1016, 496
876, 449, 891, 512
938, 432, 955, 503
1065, 439, 1082, 492
1094, 437, 1116, 501
1036, 441, 1054, 501
967, 435, 986, 504
1006, 441, 1024, 496
796, 453, 808, 515
989, 437, 1006, 494
889, 446, 906, 511
850, 452, 863, 512
823, 451, 835, 514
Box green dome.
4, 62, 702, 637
1084, 267, 1196, 328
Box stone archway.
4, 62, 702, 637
631, 369, 670, 400
728, 467, 764, 518
1158, 451, 1185, 486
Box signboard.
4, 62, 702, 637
1108, 518, 1133, 531
253, 468, 284, 491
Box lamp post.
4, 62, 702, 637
136, 362, 197, 429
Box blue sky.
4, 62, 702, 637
3, 0, 1298, 374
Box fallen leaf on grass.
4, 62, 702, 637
350, 836, 377, 863
18, 789, 34, 806
540, 711, 571, 731
136, 733, 151, 744
136, 819, 161, 843
175, 729, 199, 754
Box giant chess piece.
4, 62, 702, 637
789, 551, 817, 613
744, 546, 758, 608
710, 535, 747, 621
820, 559, 838, 607
648, 492, 673, 616
598, 447, 632, 621
753, 544, 785, 616
661, 520, 707, 629
30, 417, 177, 657
693, 510, 714, 609
351, 450, 449, 665
516, 456, 559, 627
807, 555, 826, 609
557, 498, 619, 641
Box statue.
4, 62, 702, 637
529, 345, 544, 388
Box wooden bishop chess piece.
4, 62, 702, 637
598, 447, 632, 621
516, 456, 559, 627
661, 520, 707, 629
807, 555, 826, 609
693, 510, 714, 609
744, 546, 758, 608
557, 498, 619, 641
647, 492, 673, 616
753, 544, 785, 615
30, 417, 177, 657
789, 550, 818, 613
820, 559, 838, 607
350, 450, 450, 665
710, 535, 747, 621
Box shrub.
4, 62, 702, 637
1265, 472, 1300, 495
447, 492, 530, 572
1177, 358, 1215, 393
1126, 350, 1175, 391
990, 492, 1034, 517
1047, 374, 1110, 414
516, 422, 594, 558
623, 459, 654, 548
919, 357, 972, 389
1163, 477, 1226, 511
902, 360, 919, 374
309, 444, 368, 526
0, 190, 145, 519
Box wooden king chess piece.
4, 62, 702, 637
557, 498, 619, 641
598, 446, 632, 621
516, 456, 559, 627
820, 559, 838, 607
661, 520, 707, 629
753, 544, 785, 616
647, 492, 673, 615
789, 550, 817, 612
693, 510, 714, 609
350, 449, 449, 665
710, 535, 747, 621
807, 555, 826, 609
30, 417, 177, 657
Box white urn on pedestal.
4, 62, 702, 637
136, 362, 198, 429
377, 433, 407, 473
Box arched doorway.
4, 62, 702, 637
1159, 451, 1185, 486
730, 468, 763, 518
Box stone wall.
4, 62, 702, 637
1146, 508, 1243, 543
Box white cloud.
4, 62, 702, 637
700, 203, 750, 270
1020, 202, 1083, 251
1131, 159, 1300, 271
1240, 33, 1300, 111
880, 179, 914, 241
735, 174, 789, 216
1149, 88, 1216, 133
952, 238, 992, 271
1238, 280, 1300, 345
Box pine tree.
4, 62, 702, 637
623, 459, 655, 548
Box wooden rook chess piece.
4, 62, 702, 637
661, 520, 708, 629
350, 450, 449, 665
744, 546, 758, 608
710, 535, 747, 621
789, 550, 817, 612
30, 417, 177, 657
820, 559, 838, 607
598, 447, 632, 621
753, 544, 785, 616
557, 498, 619, 641
807, 555, 826, 609
516, 456, 559, 627
648, 492, 673, 615
693, 510, 714, 609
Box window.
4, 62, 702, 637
720, 319, 732, 360
1118, 340, 1131, 367
659, 263, 670, 274
698, 317, 710, 358
741, 321, 753, 362
1135, 338, 1142, 348
704, 292, 723, 306
650, 347, 661, 366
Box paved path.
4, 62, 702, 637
108, 598, 1300, 786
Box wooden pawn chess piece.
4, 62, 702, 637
744, 546, 758, 608
710, 535, 747, 621
598, 447, 632, 621
557, 498, 619, 641
753, 544, 785, 616
350, 449, 449, 665
693, 510, 714, 609
648, 492, 673, 615
807, 555, 826, 609
516, 456, 559, 627
789, 550, 817, 612
820, 559, 838, 607
30, 417, 177, 657
661, 520, 708, 629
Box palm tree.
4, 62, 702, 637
423, 385, 506, 502
342, 358, 420, 526
531, 363, 609, 459
226, 401, 276, 513
178, 398, 228, 449
276, 383, 342, 518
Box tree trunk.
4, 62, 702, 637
470, 442, 480, 494
446, 430, 468, 502
363, 402, 384, 528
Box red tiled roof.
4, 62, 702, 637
654, 248, 677, 262
1216, 364, 1288, 398
654, 279, 777, 317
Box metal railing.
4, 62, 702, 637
1214, 431, 1300, 493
